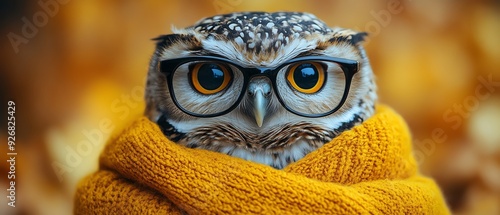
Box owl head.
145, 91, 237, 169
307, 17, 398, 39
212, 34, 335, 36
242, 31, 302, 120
145, 12, 377, 169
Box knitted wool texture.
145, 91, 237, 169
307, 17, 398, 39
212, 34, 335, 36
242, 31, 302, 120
74, 105, 450, 214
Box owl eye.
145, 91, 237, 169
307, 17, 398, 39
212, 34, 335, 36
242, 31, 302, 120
286, 62, 325, 94
190, 62, 232, 95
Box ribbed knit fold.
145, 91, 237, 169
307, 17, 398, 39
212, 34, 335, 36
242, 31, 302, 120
75, 105, 450, 214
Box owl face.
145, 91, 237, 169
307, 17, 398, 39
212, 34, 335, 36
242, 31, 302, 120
145, 12, 377, 169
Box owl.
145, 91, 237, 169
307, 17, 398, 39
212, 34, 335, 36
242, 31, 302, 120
145, 12, 376, 169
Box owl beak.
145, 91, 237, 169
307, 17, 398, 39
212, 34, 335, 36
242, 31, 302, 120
248, 77, 272, 127
253, 91, 267, 127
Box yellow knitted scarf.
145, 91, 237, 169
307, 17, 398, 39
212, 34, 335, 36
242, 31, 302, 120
74, 105, 450, 214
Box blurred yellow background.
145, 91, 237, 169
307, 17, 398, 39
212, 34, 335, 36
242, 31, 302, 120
1, 0, 499, 214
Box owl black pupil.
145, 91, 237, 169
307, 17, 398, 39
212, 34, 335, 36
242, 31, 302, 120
197, 64, 224, 90
294, 64, 319, 89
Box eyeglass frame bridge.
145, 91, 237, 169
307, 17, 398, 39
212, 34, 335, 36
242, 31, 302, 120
159, 55, 359, 118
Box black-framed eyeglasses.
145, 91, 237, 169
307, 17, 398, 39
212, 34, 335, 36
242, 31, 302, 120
160, 55, 359, 118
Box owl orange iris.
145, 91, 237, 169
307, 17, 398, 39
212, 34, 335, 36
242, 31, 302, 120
190, 63, 232, 95
287, 62, 325, 94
